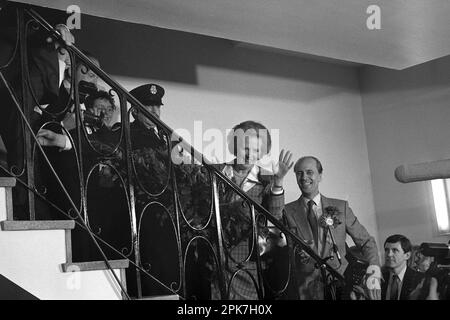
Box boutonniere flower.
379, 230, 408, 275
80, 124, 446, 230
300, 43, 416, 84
319, 206, 342, 229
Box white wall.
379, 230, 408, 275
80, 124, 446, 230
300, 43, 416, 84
360, 55, 450, 247
74, 15, 379, 247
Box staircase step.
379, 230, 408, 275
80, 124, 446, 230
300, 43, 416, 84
0, 220, 75, 231
61, 259, 129, 272
0, 178, 15, 221
0, 178, 16, 187
0, 223, 124, 299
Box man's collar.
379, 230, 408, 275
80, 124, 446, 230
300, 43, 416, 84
133, 120, 157, 133
390, 264, 408, 282
300, 193, 321, 207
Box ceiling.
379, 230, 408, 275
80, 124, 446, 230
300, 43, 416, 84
16, 0, 450, 70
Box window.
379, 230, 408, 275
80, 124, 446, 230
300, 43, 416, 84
431, 179, 450, 234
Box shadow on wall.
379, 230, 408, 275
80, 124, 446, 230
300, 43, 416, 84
74, 13, 358, 102
360, 54, 450, 95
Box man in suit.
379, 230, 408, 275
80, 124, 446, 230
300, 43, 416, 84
280, 156, 381, 299
32, 52, 101, 222
1, 3, 74, 168
0, 3, 74, 219
381, 234, 427, 300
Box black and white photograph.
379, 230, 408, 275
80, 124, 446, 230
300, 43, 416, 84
0, 0, 449, 307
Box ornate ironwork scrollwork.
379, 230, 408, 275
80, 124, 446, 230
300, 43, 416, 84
0, 5, 344, 300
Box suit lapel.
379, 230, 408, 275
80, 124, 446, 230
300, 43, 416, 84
381, 268, 417, 300
400, 267, 415, 300
320, 195, 331, 257
381, 269, 389, 299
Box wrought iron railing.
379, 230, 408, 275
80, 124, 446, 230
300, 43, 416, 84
0, 3, 343, 300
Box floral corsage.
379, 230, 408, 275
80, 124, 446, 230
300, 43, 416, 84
319, 206, 342, 229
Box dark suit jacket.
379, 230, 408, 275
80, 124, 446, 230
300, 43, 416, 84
381, 267, 425, 300
0, 4, 66, 219
283, 195, 380, 299
0, 29, 60, 165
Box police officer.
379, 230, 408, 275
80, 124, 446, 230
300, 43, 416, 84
128, 83, 171, 195
126, 83, 180, 298
129, 83, 166, 150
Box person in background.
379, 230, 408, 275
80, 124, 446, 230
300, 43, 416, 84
381, 234, 438, 300
0, 2, 74, 219
124, 83, 177, 298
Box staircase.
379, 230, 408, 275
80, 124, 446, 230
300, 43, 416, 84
0, 178, 129, 300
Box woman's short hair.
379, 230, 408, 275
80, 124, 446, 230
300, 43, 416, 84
226, 120, 271, 159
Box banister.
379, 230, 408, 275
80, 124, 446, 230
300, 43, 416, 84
24, 6, 345, 295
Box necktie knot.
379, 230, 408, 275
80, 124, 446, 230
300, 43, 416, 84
307, 199, 315, 211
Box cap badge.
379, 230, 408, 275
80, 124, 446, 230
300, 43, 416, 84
150, 85, 157, 95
